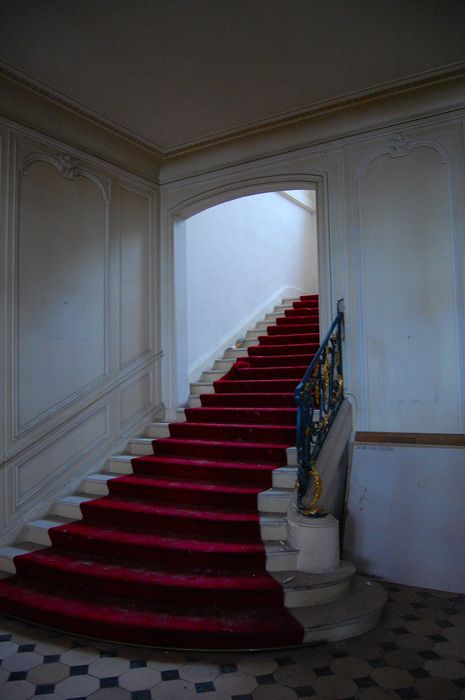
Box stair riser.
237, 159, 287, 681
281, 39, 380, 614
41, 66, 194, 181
299, 294, 319, 302
212, 359, 235, 370
247, 324, 318, 340
258, 334, 319, 346
272, 467, 297, 489
286, 447, 297, 466
234, 367, 306, 380
0, 555, 16, 574
258, 491, 294, 514
245, 355, 312, 367
190, 383, 215, 396
49, 530, 268, 570
80, 501, 262, 540
200, 370, 225, 382
13, 558, 283, 609
187, 395, 202, 407
285, 308, 318, 318
257, 316, 316, 330
260, 521, 287, 540
293, 301, 319, 309
265, 551, 298, 572
0, 596, 303, 649
26, 525, 52, 547
144, 424, 171, 438
82, 479, 111, 496
168, 423, 296, 443
153, 440, 289, 465
129, 440, 156, 455
132, 458, 275, 486
284, 579, 352, 608
214, 380, 299, 394
223, 348, 248, 359
107, 480, 261, 510
248, 344, 318, 356
266, 324, 319, 336
184, 407, 297, 426
106, 458, 133, 474
302, 612, 383, 645
52, 501, 85, 519
274, 304, 298, 313
200, 393, 296, 408
275, 316, 319, 326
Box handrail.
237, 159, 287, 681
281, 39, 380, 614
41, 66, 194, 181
294, 310, 344, 516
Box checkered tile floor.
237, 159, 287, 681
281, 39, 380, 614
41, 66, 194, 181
0, 581, 464, 699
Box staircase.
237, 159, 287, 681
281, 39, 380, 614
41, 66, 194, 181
0, 294, 386, 649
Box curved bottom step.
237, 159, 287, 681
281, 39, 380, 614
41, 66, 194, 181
294, 576, 388, 645
0, 574, 387, 650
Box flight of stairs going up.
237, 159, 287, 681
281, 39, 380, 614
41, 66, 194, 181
0, 294, 386, 649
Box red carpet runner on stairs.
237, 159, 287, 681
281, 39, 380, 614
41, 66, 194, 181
0, 295, 320, 649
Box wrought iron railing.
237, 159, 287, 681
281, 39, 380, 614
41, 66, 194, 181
294, 310, 344, 516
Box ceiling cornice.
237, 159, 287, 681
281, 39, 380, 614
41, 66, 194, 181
0, 61, 165, 158
164, 61, 465, 158
2, 59, 465, 163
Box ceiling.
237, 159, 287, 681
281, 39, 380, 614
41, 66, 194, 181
1, 0, 465, 155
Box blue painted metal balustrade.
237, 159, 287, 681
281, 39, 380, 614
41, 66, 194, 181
295, 311, 344, 516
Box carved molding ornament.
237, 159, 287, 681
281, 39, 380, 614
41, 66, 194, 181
357, 131, 450, 180
389, 132, 412, 158
18, 151, 110, 202
56, 152, 80, 178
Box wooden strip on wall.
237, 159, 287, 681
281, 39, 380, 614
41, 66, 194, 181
355, 432, 465, 447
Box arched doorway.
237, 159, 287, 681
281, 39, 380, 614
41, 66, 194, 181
160, 175, 331, 419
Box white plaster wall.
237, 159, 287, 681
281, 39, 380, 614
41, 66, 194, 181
0, 124, 161, 542
358, 146, 460, 432
344, 443, 465, 593
185, 192, 317, 379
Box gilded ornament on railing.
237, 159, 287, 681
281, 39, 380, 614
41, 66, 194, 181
294, 311, 344, 516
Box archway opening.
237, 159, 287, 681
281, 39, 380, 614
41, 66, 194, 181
173, 187, 319, 409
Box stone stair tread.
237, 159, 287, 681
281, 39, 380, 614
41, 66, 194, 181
265, 540, 299, 554
272, 561, 356, 590
0, 542, 44, 561
83, 473, 115, 483
29, 516, 73, 529
260, 514, 286, 523
260, 487, 294, 496
294, 577, 388, 637
55, 494, 92, 506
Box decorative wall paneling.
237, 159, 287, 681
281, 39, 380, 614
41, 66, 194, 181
13, 145, 111, 438
347, 123, 465, 433
0, 125, 161, 538
118, 182, 155, 372
119, 368, 156, 431
13, 403, 111, 509
0, 126, 8, 469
